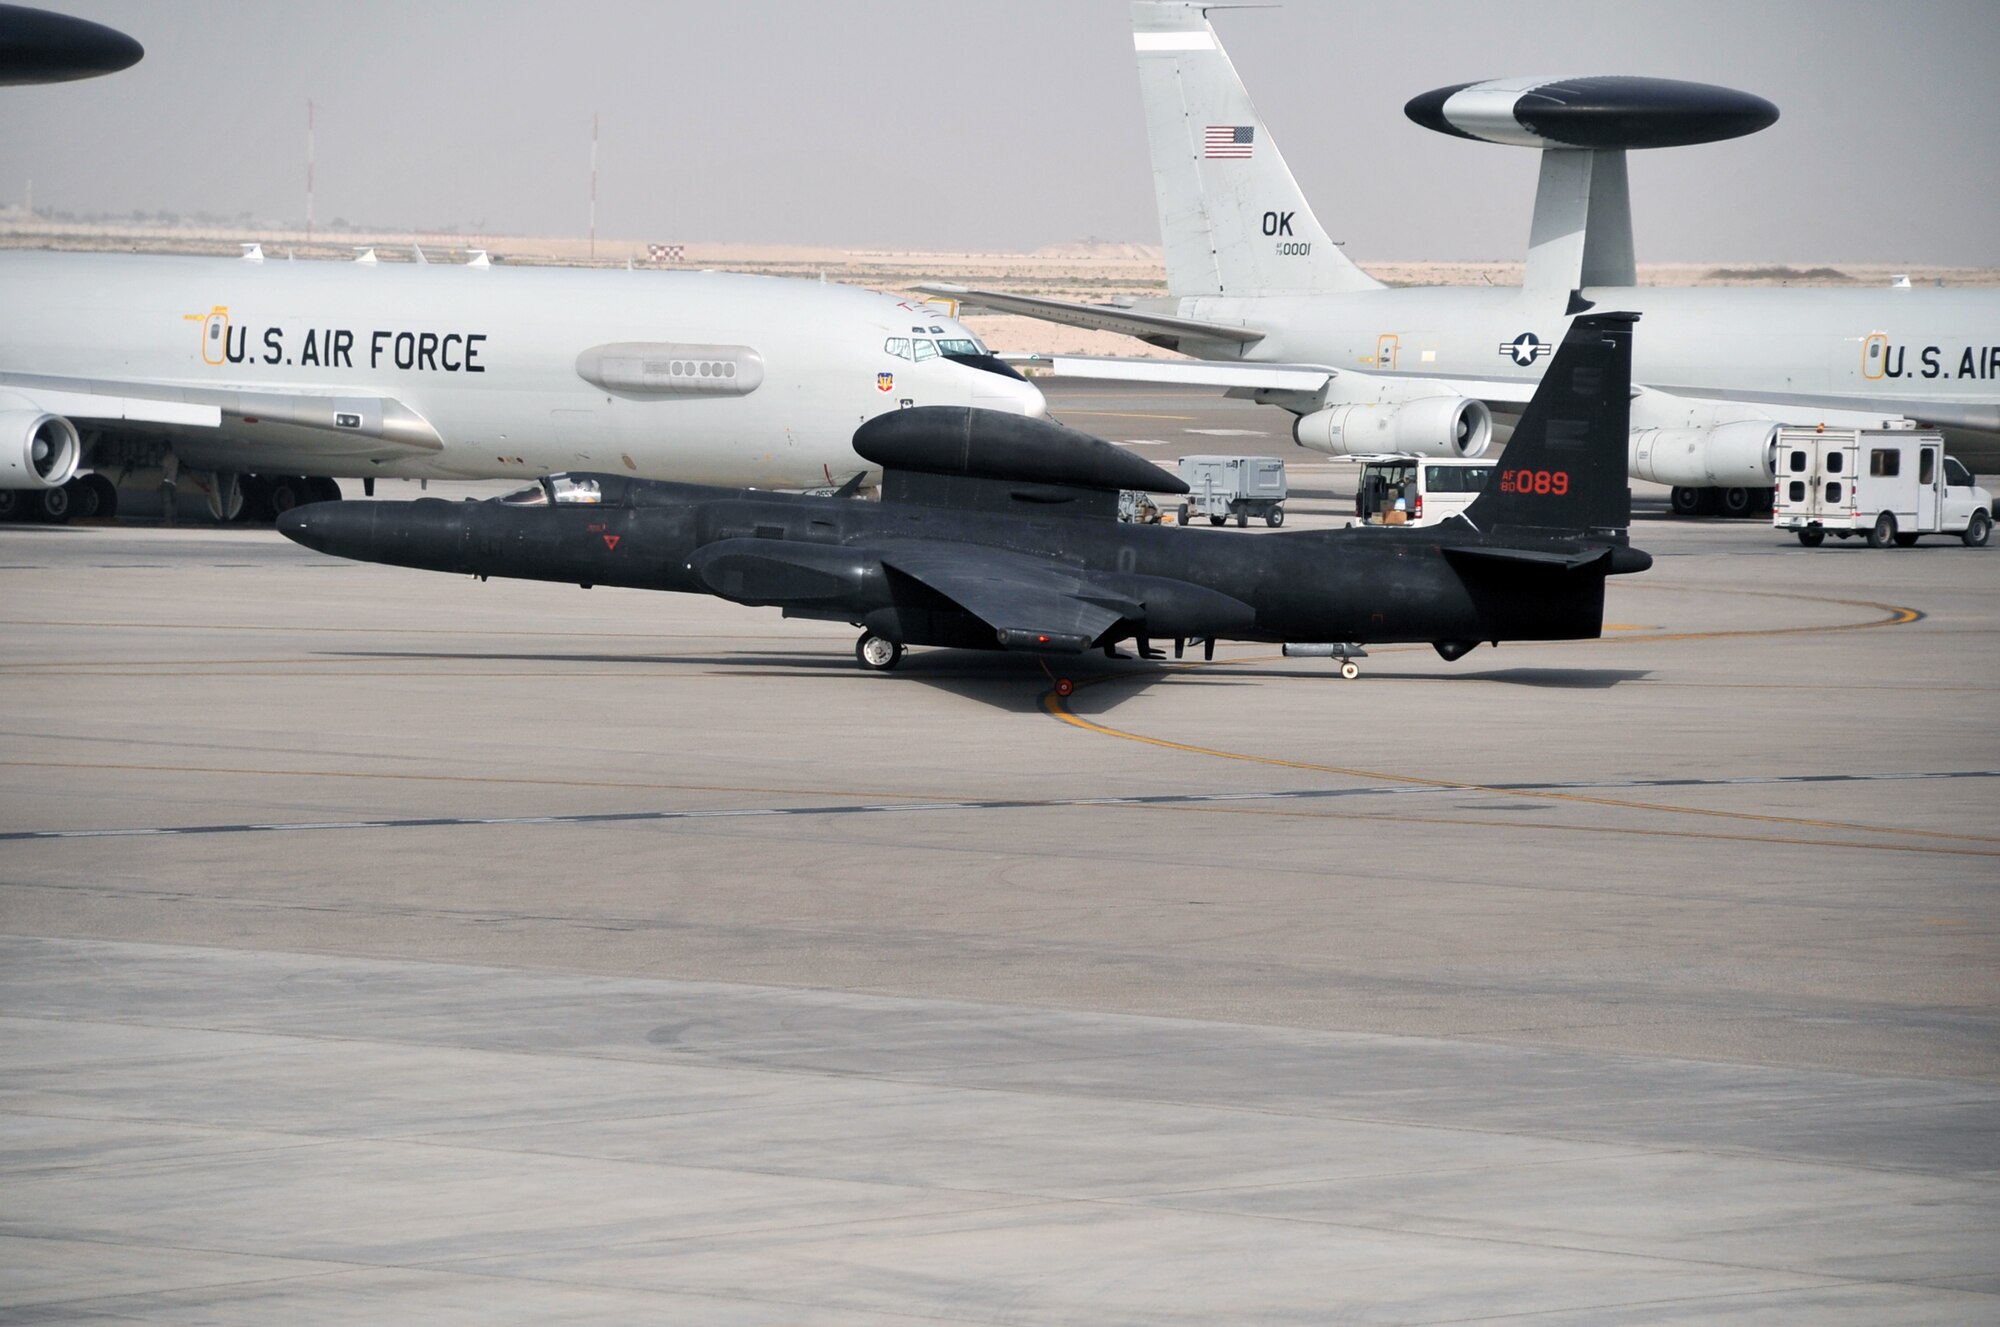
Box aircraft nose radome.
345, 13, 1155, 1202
974, 376, 1047, 418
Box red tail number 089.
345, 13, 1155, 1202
1500, 469, 1569, 496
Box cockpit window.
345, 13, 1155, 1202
936, 338, 981, 356
500, 484, 549, 506
912, 339, 939, 361
882, 337, 911, 360
548, 475, 603, 504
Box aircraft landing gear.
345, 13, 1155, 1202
855, 630, 903, 671
1339, 660, 1360, 680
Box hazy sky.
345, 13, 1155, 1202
5, 1, 1997, 264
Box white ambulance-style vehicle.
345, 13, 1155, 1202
1772, 428, 1991, 548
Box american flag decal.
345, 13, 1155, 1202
1203, 125, 1254, 158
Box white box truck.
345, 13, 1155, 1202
1772, 428, 1991, 548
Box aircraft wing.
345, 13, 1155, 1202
0, 371, 444, 453
1019, 354, 1543, 411
1642, 382, 2000, 435
878, 541, 1133, 652
916, 284, 1264, 348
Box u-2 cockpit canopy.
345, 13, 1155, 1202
498, 473, 613, 507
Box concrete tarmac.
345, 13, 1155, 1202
2, 465, 1996, 1321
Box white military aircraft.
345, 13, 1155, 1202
0, 248, 1043, 521
927, 0, 1999, 517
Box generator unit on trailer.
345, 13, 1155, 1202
1773, 428, 1991, 548
1175, 455, 1288, 528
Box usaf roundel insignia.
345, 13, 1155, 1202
877, 371, 894, 391
1499, 332, 1551, 368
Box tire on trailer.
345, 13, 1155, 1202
1266, 507, 1284, 527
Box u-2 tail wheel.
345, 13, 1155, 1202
855, 631, 903, 671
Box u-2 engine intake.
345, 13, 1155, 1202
0, 406, 81, 491
1292, 395, 1493, 459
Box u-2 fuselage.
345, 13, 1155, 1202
300, 485, 1609, 650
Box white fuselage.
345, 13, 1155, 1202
0, 252, 1043, 488
1175, 284, 2000, 434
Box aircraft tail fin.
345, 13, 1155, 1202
1132, 1, 1381, 299
1460, 311, 1638, 539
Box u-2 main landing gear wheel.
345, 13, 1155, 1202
855, 630, 903, 671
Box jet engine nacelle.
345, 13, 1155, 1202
1629, 420, 1778, 487
0, 408, 81, 490
1292, 396, 1493, 459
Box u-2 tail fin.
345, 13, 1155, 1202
1460, 312, 1638, 539
1132, 1, 1380, 299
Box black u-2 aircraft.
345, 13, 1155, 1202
281, 313, 1652, 684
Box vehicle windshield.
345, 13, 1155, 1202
1945, 456, 1972, 487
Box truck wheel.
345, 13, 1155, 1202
1266, 507, 1284, 528
1235, 511, 1247, 528
855, 631, 903, 672
1796, 528, 1824, 548
1893, 532, 1921, 547
1178, 504, 1190, 527
1963, 511, 1992, 548
1208, 515, 1225, 526
1867, 511, 1898, 549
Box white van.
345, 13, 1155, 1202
1772, 428, 1991, 548
1352, 457, 1494, 528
